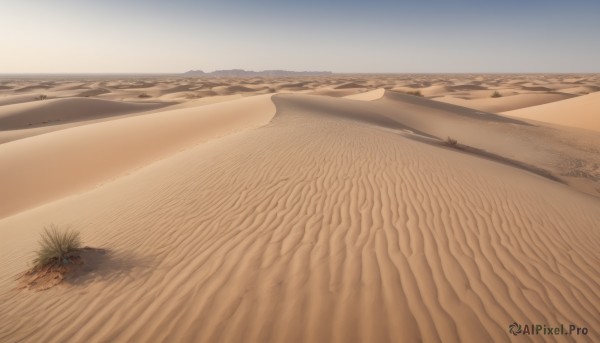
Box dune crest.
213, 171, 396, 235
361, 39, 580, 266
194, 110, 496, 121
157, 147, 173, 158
503, 92, 600, 132
0, 97, 170, 130
0, 94, 276, 219
433, 92, 574, 113
343, 88, 386, 101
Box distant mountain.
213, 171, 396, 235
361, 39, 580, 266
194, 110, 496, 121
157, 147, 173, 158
182, 69, 333, 77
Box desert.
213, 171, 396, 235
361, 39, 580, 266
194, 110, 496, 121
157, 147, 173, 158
0, 72, 599, 342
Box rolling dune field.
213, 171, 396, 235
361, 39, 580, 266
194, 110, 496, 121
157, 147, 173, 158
0, 75, 599, 342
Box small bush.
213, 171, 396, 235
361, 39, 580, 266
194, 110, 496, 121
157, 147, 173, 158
35, 94, 48, 100
33, 225, 81, 269
491, 91, 502, 98
406, 90, 423, 97
138, 92, 151, 98
445, 136, 458, 146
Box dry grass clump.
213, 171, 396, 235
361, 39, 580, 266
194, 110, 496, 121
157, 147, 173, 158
138, 92, 152, 98
33, 225, 81, 270
444, 136, 458, 146
491, 91, 502, 98
16, 225, 89, 291
35, 94, 48, 100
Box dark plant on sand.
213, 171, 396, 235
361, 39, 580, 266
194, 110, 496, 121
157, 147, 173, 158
33, 225, 81, 270
444, 136, 458, 146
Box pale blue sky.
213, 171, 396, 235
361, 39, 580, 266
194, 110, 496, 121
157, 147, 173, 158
1, 0, 598, 73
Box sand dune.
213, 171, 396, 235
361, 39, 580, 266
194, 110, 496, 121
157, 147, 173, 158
212, 85, 267, 95
273, 82, 309, 91
0, 93, 51, 106
334, 82, 365, 89
76, 88, 111, 97
558, 85, 600, 95
48, 82, 88, 91
13, 84, 53, 93
0, 94, 275, 218
343, 88, 385, 101
311, 88, 366, 97
447, 84, 488, 91
416, 85, 452, 97
3, 74, 596, 109
0, 93, 268, 144
0, 97, 169, 130
503, 91, 600, 132
154, 94, 246, 107
520, 86, 553, 92
159, 84, 200, 95
434, 92, 575, 113
0, 89, 599, 342
378, 92, 600, 195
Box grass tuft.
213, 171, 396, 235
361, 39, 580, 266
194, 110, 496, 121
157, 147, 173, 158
33, 225, 81, 269
138, 92, 151, 98
35, 94, 48, 100
444, 136, 458, 146
491, 91, 502, 98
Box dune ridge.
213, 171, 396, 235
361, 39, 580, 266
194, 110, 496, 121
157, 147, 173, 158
503, 92, 600, 132
0, 94, 275, 218
343, 88, 386, 101
0, 91, 599, 342
433, 93, 575, 113
0, 97, 170, 130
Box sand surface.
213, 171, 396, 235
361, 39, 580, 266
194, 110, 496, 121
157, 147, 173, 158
343, 88, 386, 101
0, 95, 275, 218
0, 75, 599, 343
433, 93, 574, 113
503, 92, 600, 132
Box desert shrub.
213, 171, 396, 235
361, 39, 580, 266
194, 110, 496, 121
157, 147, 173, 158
35, 94, 48, 100
138, 92, 151, 98
406, 90, 423, 97
444, 136, 458, 146
491, 91, 502, 98
33, 225, 81, 269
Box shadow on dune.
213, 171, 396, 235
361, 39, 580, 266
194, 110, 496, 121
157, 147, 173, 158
64, 248, 153, 287
272, 93, 437, 139
382, 90, 533, 125
405, 133, 565, 183
273, 91, 565, 185
0, 98, 173, 131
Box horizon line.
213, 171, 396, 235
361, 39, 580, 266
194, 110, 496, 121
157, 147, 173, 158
1, 71, 599, 76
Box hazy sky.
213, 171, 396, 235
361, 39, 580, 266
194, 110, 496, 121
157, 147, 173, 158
1, 0, 599, 73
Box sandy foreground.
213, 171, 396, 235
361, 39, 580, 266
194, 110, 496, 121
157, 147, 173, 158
0, 74, 599, 342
